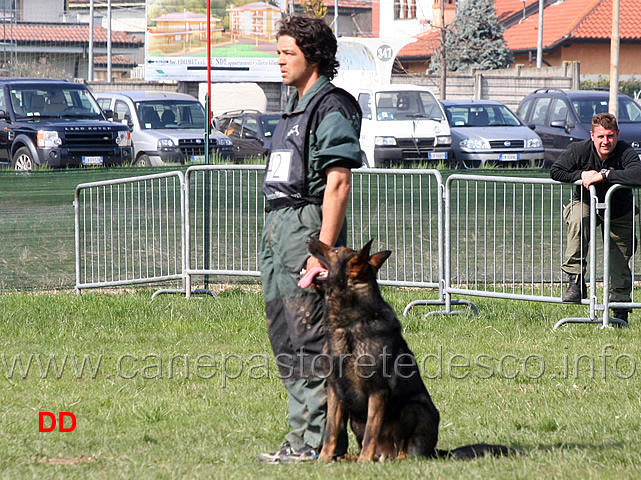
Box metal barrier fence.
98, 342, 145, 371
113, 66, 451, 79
404, 174, 637, 329
183, 165, 266, 297
74, 171, 185, 292
597, 184, 641, 328
73, 167, 638, 329
182, 166, 446, 297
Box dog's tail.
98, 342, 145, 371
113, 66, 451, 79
435, 443, 515, 459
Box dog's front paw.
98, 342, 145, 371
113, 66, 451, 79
318, 451, 333, 464
356, 453, 374, 464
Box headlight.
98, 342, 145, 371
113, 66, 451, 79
37, 130, 62, 148
435, 135, 451, 146
526, 138, 543, 149
375, 136, 397, 146
158, 138, 175, 148
116, 130, 131, 147
217, 137, 233, 146
460, 138, 489, 150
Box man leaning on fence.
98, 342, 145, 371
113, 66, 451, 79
550, 112, 641, 324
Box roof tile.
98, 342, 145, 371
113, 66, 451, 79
504, 0, 641, 51
0, 22, 142, 45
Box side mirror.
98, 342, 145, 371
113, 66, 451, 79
211, 118, 220, 131
550, 120, 566, 129
103, 108, 114, 120
0, 110, 8, 120
244, 131, 257, 140
527, 123, 536, 131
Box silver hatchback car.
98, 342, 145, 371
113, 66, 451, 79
441, 100, 544, 168
95, 90, 234, 166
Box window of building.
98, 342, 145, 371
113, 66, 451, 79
394, 0, 417, 20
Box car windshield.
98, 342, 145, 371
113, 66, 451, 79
260, 115, 281, 138
135, 100, 206, 129
375, 91, 443, 121
572, 97, 641, 124
9, 85, 103, 120
444, 104, 522, 127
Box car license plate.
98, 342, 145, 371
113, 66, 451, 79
191, 155, 206, 164
500, 153, 519, 161
428, 152, 448, 160
82, 156, 103, 165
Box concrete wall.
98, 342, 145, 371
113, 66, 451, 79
393, 62, 580, 111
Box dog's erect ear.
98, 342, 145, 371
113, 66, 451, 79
356, 239, 374, 264
369, 250, 392, 272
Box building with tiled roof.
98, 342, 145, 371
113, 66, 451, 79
227, 2, 281, 39
505, 0, 641, 75
0, 21, 142, 79
397, 0, 641, 77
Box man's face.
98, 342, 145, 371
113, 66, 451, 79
590, 124, 619, 160
276, 35, 317, 90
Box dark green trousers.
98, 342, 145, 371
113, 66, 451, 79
259, 204, 347, 450
563, 200, 635, 303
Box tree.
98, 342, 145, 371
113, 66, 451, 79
431, 0, 513, 72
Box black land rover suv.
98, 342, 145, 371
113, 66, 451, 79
0, 78, 133, 170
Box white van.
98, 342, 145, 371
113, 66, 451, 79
94, 91, 234, 166
355, 85, 451, 167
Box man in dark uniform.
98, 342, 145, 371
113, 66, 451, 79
551, 112, 641, 324
257, 16, 362, 463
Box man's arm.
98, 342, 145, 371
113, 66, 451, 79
305, 166, 351, 271
606, 145, 641, 186
580, 145, 641, 188
550, 144, 582, 184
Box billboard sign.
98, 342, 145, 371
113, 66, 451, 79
145, 1, 283, 82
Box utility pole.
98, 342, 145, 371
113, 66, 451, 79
439, 0, 446, 100
536, 0, 543, 68
107, 0, 112, 83
609, 0, 620, 116
88, 0, 94, 81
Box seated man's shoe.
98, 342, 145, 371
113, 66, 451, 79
611, 309, 630, 327
562, 274, 587, 303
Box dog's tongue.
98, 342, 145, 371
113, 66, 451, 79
297, 266, 327, 289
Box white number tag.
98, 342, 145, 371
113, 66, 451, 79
265, 150, 293, 182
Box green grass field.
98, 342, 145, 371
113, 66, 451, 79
1, 286, 640, 479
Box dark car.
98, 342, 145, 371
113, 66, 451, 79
516, 89, 641, 165
441, 100, 544, 168
0, 78, 132, 170
215, 110, 281, 161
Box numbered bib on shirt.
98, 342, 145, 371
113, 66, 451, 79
265, 150, 293, 183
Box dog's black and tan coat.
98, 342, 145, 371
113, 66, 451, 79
300, 238, 511, 463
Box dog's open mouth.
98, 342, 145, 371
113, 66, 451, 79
297, 266, 328, 289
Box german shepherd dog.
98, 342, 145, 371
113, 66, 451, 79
299, 238, 511, 463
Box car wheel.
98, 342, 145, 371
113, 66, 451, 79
12, 147, 36, 171
136, 154, 151, 167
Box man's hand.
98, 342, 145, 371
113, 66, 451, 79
305, 254, 324, 273
581, 170, 604, 189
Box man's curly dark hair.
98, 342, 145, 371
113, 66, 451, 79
277, 16, 340, 80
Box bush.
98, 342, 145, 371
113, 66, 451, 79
581, 77, 641, 100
